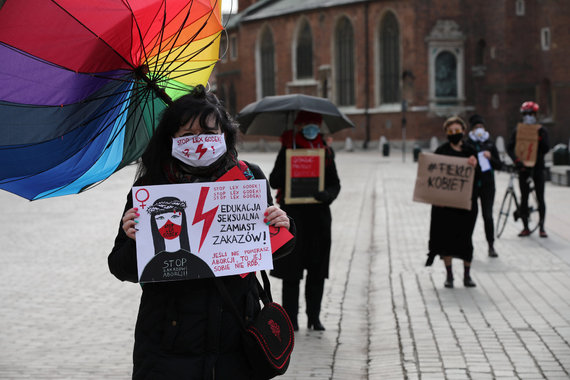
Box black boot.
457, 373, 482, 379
444, 264, 453, 288
282, 280, 299, 331
307, 318, 325, 331
463, 265, 476, 287
488, 244, 498, 258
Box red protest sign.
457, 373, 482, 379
217, 164, 294, 256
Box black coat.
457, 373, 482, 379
426, 143, 478, 265
268, 144, 340, 280
108, 162, 295, 380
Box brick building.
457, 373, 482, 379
216, 0, 570, 147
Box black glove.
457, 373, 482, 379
314, 190, 332, 204
514, 159, 526, 172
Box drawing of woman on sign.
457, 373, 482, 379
140, 196, 213, 282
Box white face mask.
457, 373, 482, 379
172, 133, 227, 167
523, 115, 537, 124
470, 127, 489, 142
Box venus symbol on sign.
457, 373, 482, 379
135, 188, 150, 209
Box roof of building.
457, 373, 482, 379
226, 0, 368, 28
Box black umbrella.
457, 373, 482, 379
237, 94, 355, 136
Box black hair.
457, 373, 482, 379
136, 85, 238, 182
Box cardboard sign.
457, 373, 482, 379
285, 148, 325, 204
132, 180, 273, 283
413, 153, 475, 210
515, 123, 540, 167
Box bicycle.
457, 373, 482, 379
495, 164, 540, 238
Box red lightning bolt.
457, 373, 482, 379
196, 143, 208, 159
192, 187, 219, 251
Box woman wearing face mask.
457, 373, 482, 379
108, 85, 296, 380
464, 114, 502, 257
269, 111, 341, 331
506, 101, 550, 238
425, 116, 478, 288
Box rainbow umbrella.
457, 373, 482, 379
0, 0, 222, 200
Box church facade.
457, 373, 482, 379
215, 0, 569, 147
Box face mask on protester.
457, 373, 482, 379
447, 133, 463, 145
171, 133, 227, 167
522, 115, 537, 124
469, 127, 489, 142
302, 124, 320, 140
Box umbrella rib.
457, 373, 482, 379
153, 0, 219, 83
1, 86, 154, 196
49, 0, 137, 72
153, 1, 197, 80
0, 84, 150, 152
121, 0, 159, 74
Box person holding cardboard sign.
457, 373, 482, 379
506, 101, 550, 238
464, 114, 503, 257
269, 111, 341, 331
426, 116, 478, 288
108, 85, 296, 380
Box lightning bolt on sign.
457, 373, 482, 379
192, 187, 219, 251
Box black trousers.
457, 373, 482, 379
282, 275, 325, 324
519, 168, 546, 228
477, 183, 496, 246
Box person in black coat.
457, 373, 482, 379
108, 85, 296, 380
269, 111, 341, 331
464, 114, 502, 257
426, 116, 478, 288
506, 101, 550, 238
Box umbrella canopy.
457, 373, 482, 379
0, 0, 222, 200
237, 94, 355, 136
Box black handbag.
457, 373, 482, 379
214, 271, 294, 379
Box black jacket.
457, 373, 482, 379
108, 162, 296, 380
463, 135, 502, 187
268, 144, 340, 280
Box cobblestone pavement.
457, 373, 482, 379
1, 150, 569, 379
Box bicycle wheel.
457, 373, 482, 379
496, 190, 513, 238
527, 188, 540, 233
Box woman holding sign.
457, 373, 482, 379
269, 111, 341, 331
108, 85, 296, 380
426, 116, 478, 288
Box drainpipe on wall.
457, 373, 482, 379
363, 1, 371, 149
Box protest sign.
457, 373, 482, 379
285, 148, 325, 204
413, 153, 475, 210
132, 180, 273, 283
515, 123, 540, 167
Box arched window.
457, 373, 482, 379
380, 11, 400, 103
296, 20, 313, 79
476, 39, 486, 66
260, 28, 275, 97
516, 0, 525, 16
229, 83, 237, 116
334, 16, 355, 106
435, 51, 457, 100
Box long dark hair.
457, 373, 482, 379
136, 85, 238, 183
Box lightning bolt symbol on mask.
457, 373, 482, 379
196, 144, 208, 159
192, 187, 219, 251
